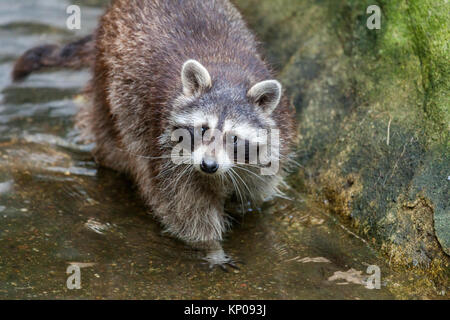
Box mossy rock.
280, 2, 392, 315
234, 0, 449, 268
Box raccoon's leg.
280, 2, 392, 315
146, 186, 238, 270
167, 206, 237, 270
188, 239, 240, 271
76, 91, 132, 174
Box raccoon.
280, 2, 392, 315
12, 0, 297, 269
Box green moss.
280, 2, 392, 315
235, 0, 449, 269
407, 0, 450, 137
339, 0, 450, 259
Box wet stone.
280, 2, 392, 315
0, 0, 448, 299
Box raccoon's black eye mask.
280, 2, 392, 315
173, 124, 208, 141
172, 125, 256, 162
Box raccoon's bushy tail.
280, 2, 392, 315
12, 35, 95, 82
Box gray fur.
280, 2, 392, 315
13, 0, 297, 268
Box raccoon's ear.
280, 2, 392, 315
248, 80, 282, 114
181, 60, 212, 96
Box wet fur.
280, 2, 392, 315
13, 0, 297, 265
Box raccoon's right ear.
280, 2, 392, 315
181, 60, 212, 96
248, 80, 282, 115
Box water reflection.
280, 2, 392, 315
0, 0, 441, 299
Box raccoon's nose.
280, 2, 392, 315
200, 159, 219, 174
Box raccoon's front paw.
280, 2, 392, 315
203, 249, 241, 272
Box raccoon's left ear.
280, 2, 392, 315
181, 60, 212, 96
247, 80, 282, 114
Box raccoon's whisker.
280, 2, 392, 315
236, 162, 266, 170
227, 169, 245, 215
232, 166, 260, 201
230, 168, 252, 198
273, 187, 291, 201
165, 163, 192, 190
220, 172, 228, 189
218, 172, 225, 188
278, 154, 302, 168
235, 165, 266, 184
119, 147, 194, 163
227, 171, 242, 213
162, 169, 184, 191
181, 166, 195, 190
156, 160, 190, 179
159, 162, 189, 177
157, 165, 174, 179
157, 157, 192, 183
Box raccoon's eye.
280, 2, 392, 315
201, 125, 209, 137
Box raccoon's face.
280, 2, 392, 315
163, 60, 282, 177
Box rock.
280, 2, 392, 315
234, 0, 449, 267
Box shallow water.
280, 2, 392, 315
0, 0, 444, 299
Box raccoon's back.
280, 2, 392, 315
94, 0, 266, 105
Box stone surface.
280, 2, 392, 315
234, 0, 449, 267
0, 0, 447, 299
